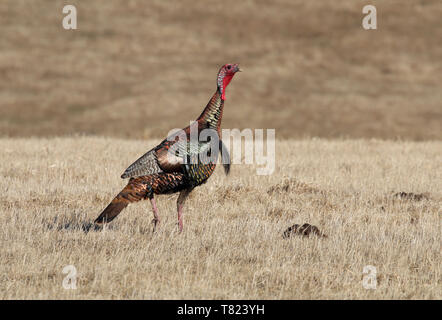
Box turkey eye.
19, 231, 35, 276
227, 65, 231, 70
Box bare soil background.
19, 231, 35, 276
0, 0, 441, 140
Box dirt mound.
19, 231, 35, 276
268, 179, 324, 196
393, 192, 429, 201
283, 223, 327, 239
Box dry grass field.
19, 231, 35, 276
0, 137, 440, 299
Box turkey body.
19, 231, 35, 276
94, 63, 240, 231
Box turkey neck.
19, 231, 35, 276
196, 90, 224, 132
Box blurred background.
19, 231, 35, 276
0, 0, 441, 140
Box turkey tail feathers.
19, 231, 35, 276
94, 199, 128, 224
95, 179, 148, 224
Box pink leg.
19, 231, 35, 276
150, 197, 160, 232
177, 204, 184, 233
176, 189, 192, 233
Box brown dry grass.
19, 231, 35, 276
0, 137, 440, 299
0, 0, 441, 140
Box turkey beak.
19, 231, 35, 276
236, 66, 242, 73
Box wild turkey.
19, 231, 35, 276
94, 64, 241, 232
